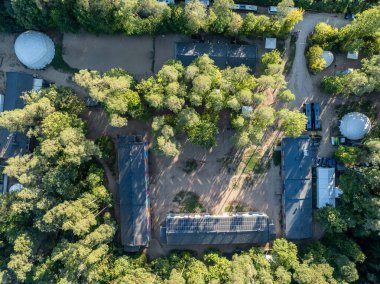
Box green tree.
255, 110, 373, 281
278, 109, 307, 137
183, 0, 207, 34
334, 145, 361, 165
315, 206, 348, 234
272, 239, 299, 270
306, 45, 326, 73
208, 0, 234, 34
277, 0, 295, 19
278, 90, 296, 102
226, 254, 256, 284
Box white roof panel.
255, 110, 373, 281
265, 38, 277, 49
316, 167, 336, 208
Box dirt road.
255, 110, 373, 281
287, 13, 350, 156
287, 13, 349, 107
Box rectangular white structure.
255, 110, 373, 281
265, 38, 277, 49
316, 167, 336, 208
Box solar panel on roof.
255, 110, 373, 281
166, 215, 267, 233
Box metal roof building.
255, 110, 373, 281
176, 43, 257, 71
0, 72, 33, 160
117, 136, 150, 252
316, 167, 339, 208
14, 31, 55, 70
282, 136, 315, 240
160, 213, 276, 245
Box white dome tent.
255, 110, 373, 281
339, 112, 371, 140
9, 183, 23, 193
14, 31, 55, 70
321, 51, 334, 68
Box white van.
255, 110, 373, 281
268, 6, 278, 14
232, 4, 258, 12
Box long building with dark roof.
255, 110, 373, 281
117, 136, 150, 252
281, 136, 317, 240
0, 72, 33, 161
176, 42, 257, 71
160, 213, 276, 246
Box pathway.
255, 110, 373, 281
287, 13, 350, 156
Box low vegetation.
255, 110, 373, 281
173, 191, 205, 213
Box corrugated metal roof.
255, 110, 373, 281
316, 167, 336, 208
161, 213, 276, 245
281, 136, 313, 180
0, 72, 33, 160
282, 136, 314, 240
117, 136, 150, 251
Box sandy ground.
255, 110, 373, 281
63, 33, 191, 80
0, 33, 82, 95
287, 13, 351, 157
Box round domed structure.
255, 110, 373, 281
321, 51, 334, 68
14, 31, 55, 70
9, 183, 23, 193
339, 112, 371, 140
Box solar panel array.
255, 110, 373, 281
166, 215, 268, 233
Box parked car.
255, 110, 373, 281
185, 0, 209, 6
344, 12, 355, 20
335, 68, 353, 75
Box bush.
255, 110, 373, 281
173, 191, 205, 213
306, 45, 326, 73
278, 90, 295, 102
320, 76, 346, 95
334, 145, 362, 165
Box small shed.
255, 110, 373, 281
316, 167, 336, 208
347, 51, 359, 60
265, 38, 277, 50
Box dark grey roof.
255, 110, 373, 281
282, 136, 315, 240
281, 136, 313, 180
0, 72, 33, 160
160, 213, 276, 245
176, 43, 257, 71
117, 136, 150, 252
284, 198, 312, 239
284, 179, 312, 200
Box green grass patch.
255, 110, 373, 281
173, 191, 205, 213
225, 203, 249, 213
51, 43, 78, 73
284, 32, 297, 76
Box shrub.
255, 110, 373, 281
306, 45, 326, 73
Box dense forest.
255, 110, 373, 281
73, 52, 305, 155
